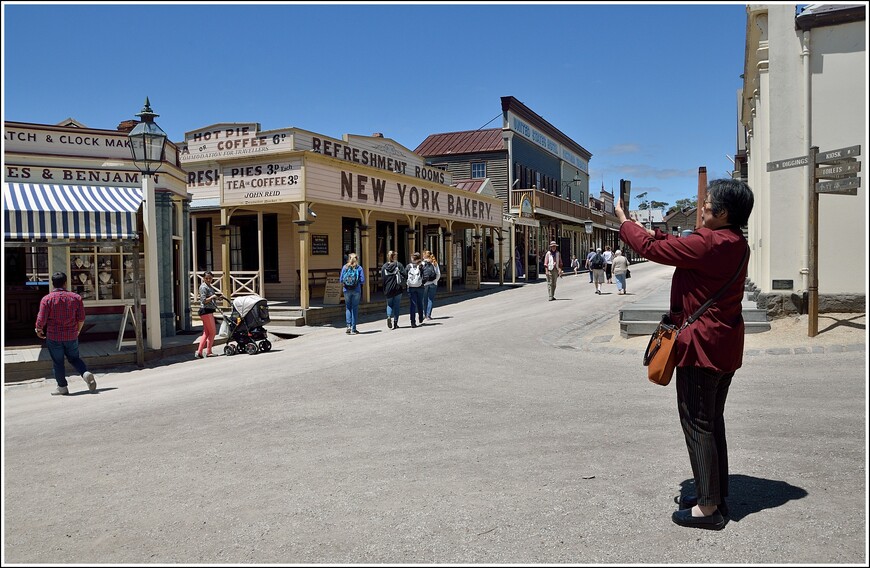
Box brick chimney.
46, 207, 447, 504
117, 119, 138, 133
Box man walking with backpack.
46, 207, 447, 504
404, 252, 425, 328
544, 241, 563, 301
585, 249, 597, 283
588, 247, 606, 295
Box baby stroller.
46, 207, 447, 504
221, 294, 272, 356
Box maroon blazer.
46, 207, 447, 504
619, 221, 750, 373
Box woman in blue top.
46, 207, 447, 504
340, 252, 365, 334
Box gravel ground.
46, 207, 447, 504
596, 311, 866, 352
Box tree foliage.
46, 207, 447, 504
667, 197, 698, 215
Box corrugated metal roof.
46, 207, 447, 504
415, 129, 504, 157
629, 209, 666, 223
796, 3, 866, 30
451, 179, 485, 193
190, 197, 221, 210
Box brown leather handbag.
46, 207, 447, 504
644, 314, 680, 386
643, 248, 749, 386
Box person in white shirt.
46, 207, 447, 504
543, 241, 563, 301
603, 245, 614, 283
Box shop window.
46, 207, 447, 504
342, 217, 361, 265
195, 218, 213, 271
263, 214, 279, 282
69, 243, 144, 301
5, 244, 48, 285
229, 226, 243, 271
471, 162, 486, 179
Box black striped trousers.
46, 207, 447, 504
676, 366, 735, 507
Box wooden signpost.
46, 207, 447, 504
767, 144, 861, 337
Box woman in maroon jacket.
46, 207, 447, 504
616, 178, 754, 531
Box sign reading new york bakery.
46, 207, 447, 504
184, 123, 500, 226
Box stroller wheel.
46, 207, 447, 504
258, 339, 272, 352
245, 342, 259, 355
224, 344, 237, 356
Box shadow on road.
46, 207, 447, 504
818, 314, 866, 335
677, 474, 808, 522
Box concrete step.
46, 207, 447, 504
620, 304, 769, 324
620, 319, 771, 338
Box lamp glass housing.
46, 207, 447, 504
128, 100, 167, 175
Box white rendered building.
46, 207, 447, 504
740, 3, 867, 315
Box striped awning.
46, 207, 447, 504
3, 183, 144, 240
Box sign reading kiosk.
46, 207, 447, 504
768, 143, 862, 338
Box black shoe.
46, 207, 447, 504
676, 495, 729, 517
346, 328, 351, 335
387, 318, 393, 329
393, 320, 399, 329
411, 322, 417, 328
671, 507, 725, 530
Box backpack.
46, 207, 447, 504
406, 263, 422, 287
383, 263, 404, 296
342, 266, 360, 287
590, 253, 605, 270
422, 262, 437, 283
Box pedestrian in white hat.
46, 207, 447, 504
544, 241, 563, 301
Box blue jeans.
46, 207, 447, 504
615, 273, 626, 292
424, 284, 438, 318
46, 338, 88, 388
386, 294, 402, 321
344, 289, 361, 330
407, 287, 424, 324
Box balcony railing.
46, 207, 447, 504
189, 271, 262, 305
510, 189, 606, 225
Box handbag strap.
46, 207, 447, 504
681, 245, 750, 330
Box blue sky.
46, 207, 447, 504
2, 2, 748, 209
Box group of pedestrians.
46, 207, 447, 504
579, 245, 631, 295
340, 249, 441, 334
30, 171, 758, 541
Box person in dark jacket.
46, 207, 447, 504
616, 178, 754, 531
381, 250, 405, 329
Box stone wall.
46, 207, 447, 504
747, 279, 866, 318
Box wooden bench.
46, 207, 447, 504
369, 266, 382, 292
297, 269, 340, 295
298, 267, 383, 295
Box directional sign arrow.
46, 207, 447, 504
815, 176, 861, 194
817, 144, 861, 164
767, 155, 810, 172
816, 161, 861, 178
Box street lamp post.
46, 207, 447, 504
562, 174, 583, 202
128, 97, 167, 351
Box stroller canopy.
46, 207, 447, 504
232, 295, 267, 318
231, 295, 271, 327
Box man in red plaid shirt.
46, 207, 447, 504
35, 272, 97, 396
